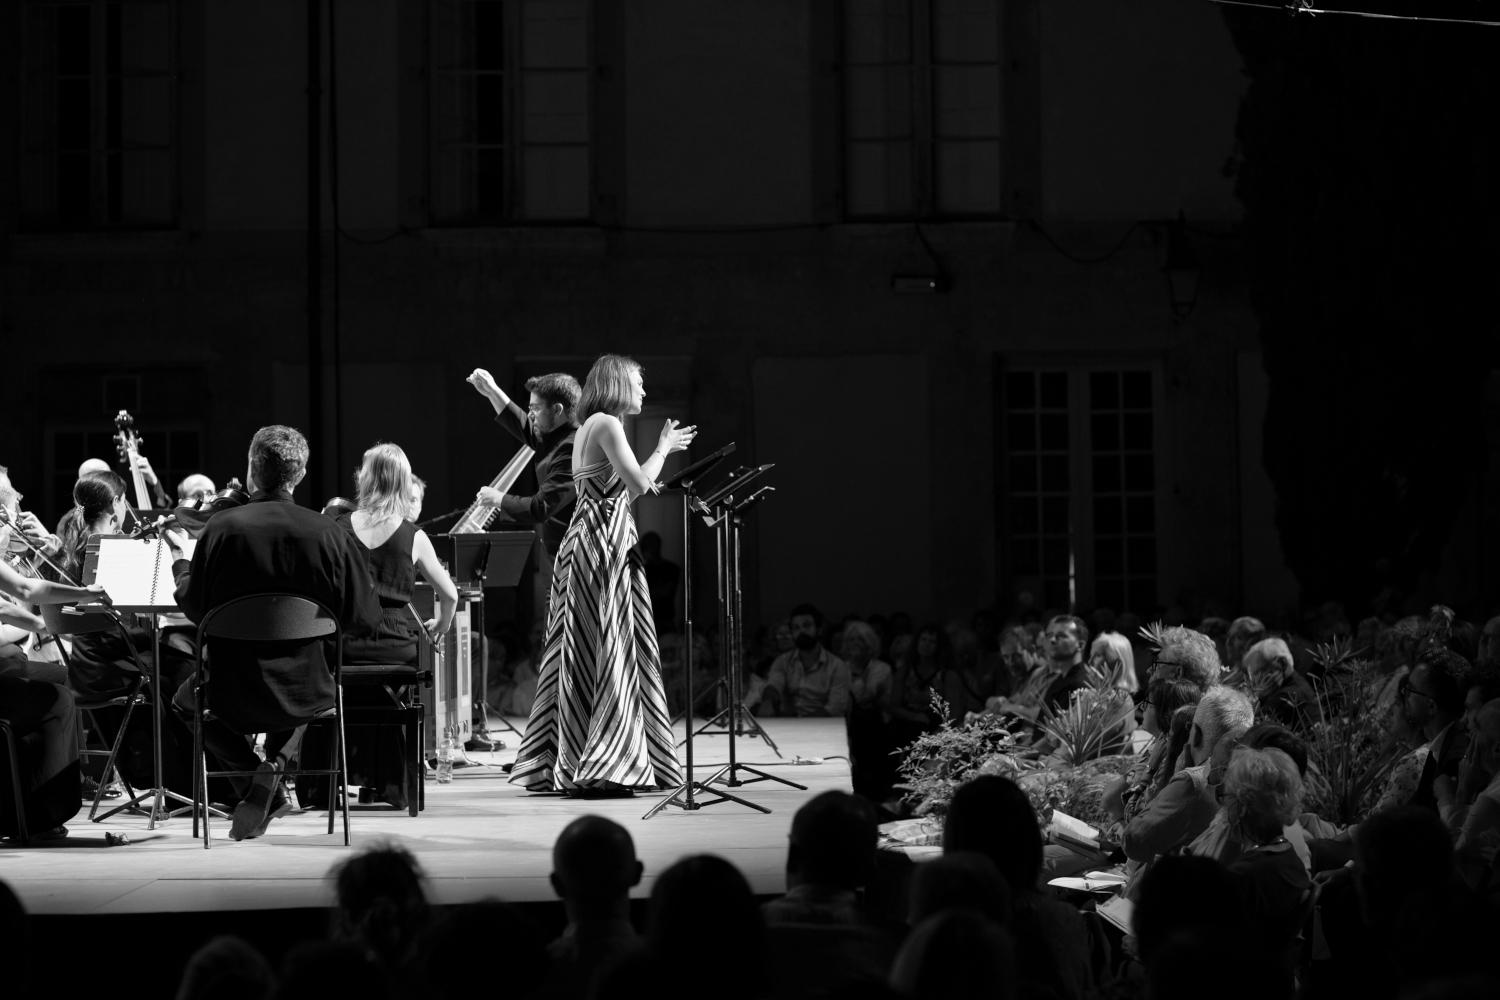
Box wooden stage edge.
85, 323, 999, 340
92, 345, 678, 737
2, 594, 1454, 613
3, 716, 851, 917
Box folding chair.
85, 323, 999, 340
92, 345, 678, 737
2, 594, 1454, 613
40, 605, 154, 822
189, 593, 349, 849
341, 661, 429, 815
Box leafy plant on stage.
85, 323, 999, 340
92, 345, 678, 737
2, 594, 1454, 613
1035, 686, 1136, 767
1298, 655, 1405, 826
894, 686, 1137, 832
895, 692, 1038, 819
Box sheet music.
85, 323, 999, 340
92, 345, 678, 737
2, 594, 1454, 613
89, 535, 196, 612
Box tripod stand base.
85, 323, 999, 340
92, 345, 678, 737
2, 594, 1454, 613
641, 777, 773, 819
704, 762, 807, 792
684, 702, 784, 757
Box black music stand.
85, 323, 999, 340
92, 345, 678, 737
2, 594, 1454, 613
83, 535, 200, 828
437, 530, 536, 746
684, 464, 780, 748
644, 442, 768, 819
689, 464, 805, 796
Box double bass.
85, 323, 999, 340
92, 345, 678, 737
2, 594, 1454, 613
113, 410, 167, 511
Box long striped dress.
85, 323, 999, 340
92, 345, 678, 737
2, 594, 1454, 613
507, 458, 683, 793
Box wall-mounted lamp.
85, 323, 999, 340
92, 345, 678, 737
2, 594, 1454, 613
1161, 212, 1200, 322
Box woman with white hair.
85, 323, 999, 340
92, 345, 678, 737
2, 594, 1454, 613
1089, 631, 1139, 694
1244, 636, 1316, 729
1222, 746, 1312, 994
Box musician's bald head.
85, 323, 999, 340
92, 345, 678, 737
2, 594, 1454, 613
178, 474, 217, 503
247, 425, 309, 495
78, 458, 111, 478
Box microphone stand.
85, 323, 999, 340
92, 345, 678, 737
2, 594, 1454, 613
644, 444, 767, 820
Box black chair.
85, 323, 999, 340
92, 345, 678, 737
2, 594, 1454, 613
40, 605, 154, 822
0, 718, 27, 844
340, 662, 429, 815
188, 593, 349, 849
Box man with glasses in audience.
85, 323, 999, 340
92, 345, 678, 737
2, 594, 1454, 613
1402, 647, 1472, 813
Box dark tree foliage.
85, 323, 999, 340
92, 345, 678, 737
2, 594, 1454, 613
1221, 4, 1500, 618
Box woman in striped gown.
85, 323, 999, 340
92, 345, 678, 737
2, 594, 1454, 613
509, 354, 695, 797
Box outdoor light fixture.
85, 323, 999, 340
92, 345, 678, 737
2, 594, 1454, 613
1162, 211, 1200, 322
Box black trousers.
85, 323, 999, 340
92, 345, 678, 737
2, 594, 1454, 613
0, 676, 82, 835
171, 676, 305, 801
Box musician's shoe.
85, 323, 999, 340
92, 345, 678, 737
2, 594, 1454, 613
229, 762, 281, 841
248, 787, 294, 840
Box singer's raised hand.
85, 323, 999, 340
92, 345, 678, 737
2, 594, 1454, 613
657, 419, 698, 455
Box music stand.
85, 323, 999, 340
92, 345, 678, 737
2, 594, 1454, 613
683, 464, 781, 747
644, 443, 769, 819
83, 535, 200, 828
436, 530, 537, 749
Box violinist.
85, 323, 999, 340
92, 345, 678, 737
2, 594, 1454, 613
1, 475, 111, 841
45, 476, 195, 701
2, 467, 106, 681
177, 474, 217, 504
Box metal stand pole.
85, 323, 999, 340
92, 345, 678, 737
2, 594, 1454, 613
703, 505, 802, 792
643, 482, 768, 819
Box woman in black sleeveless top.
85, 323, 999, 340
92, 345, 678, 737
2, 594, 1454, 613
319, 443, 456, 807
336, 444, 456, 663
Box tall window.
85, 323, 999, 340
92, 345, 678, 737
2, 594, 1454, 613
1000, 366, 1162, 616
428, 0, 592, 224
841, 0, 1000, 219
20, 0, 179, 230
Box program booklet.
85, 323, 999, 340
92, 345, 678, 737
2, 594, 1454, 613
1048, 809, 1104, 853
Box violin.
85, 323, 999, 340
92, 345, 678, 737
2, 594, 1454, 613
321, 496, 358, 519
132, 477, 251, 539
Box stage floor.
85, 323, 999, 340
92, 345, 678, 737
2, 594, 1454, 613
4, 716, 852, 917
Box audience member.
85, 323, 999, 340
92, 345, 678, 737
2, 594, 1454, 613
763, 790, 880, 927
607, 854, 767, 1000
1453, 699, 1500, 888
543, 814, 644, 999
329, 842, 430, 976
841, 620, 896, 802
1244, 636, 1317, 729
1146, 625, 1223, 690
887, 909, 1015, 1000
410, 899, 551, 1000
906, 850, 1011, 926
758, 604, 851, 718
1123, 685, 1254, 877
1403, 648, 1472, 814
942, 774, 1094, 1000
885, 623, 951, 746
1089, 630, 1139, 694
175, 935, 275, 1000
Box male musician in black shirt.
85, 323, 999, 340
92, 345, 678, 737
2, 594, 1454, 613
466, 369, 581, 729
163, 424, 381, 840
465, 368, 581, 555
